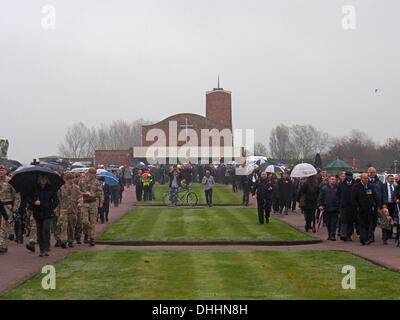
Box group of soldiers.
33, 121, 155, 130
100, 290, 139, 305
0, 166, 105, 255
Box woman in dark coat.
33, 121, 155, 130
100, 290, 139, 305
297, 175, 319, 232
29, 175, 59, 257
272, 176, 280, 213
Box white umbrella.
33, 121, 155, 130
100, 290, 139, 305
290, 163, 317, 178
71, 162, 84, 168
265, 165, 283, 173
96, 168, 107, 174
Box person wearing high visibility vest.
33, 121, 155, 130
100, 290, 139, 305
142, 169, 153, 201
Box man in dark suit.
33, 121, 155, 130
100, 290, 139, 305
383, 175, 397, 217
352, 173, 379, 245
251, 171, 273, 224
367, 167, 383, 242
337, 171, 357, 241
382, 174, 398, 238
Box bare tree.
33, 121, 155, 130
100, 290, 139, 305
58, 122, 92, 158
290, 125, 330, 159
58, 119, 152, 157
269, 124, 293, 160
254, 142, 268, 156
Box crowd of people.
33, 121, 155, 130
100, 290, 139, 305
1, 161, 399, 258
250, 166, 400, 246
0, 165, 130, 257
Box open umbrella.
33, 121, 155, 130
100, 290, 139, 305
71, 162, 84, 168
0, 159, 22, 172
323, 160, 352, 172
15, 164, 35, 172
265, 165, 283, 173
9, 166, 65, 194
290, 163, 317, 178
133, 161, 146, 169
96, 171, 119, 186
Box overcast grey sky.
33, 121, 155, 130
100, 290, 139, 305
1, 0, 399, 163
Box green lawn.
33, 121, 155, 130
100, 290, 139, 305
3, 250, 400, 300
96, 207, 313, 242
137, 183, 244, 206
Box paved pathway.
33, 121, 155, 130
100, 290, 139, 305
0, 187, 137, 295
1, 186, 400, 296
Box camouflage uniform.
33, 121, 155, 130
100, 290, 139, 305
73, 173, 83, 242
56, 182, 82, 244
28, 209, 37, 244
79, 177, 104, 242
0, 176, 21, 250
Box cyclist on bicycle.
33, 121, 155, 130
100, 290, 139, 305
169, 169, 183, 207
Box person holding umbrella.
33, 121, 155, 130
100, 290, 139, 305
79, 168, 104, 246
297, 175, 318, 232
0, 165, 20, 254
28, 174, 59, 256
97, 176, 110, 223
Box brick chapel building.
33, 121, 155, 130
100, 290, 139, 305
94, 84, 233, 166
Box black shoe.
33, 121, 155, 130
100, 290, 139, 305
55, 240, 61, 247
68, 242, 74, 248
26, 243, 35, 252
361, 241, 366, 245
44, 251, 50, 256
0, 248, 7, 254
84, 235, 89, 244
39, 252, 45, 257
265, 219, 269, 224
76, 238, 82, 244
61, 242, 67, 249
383, 240, 388, 245
8, 234, 14, 241
89, 239, 95, 246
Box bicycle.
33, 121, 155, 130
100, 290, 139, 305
162, 184, 198, 207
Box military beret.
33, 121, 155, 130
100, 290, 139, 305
74, 172, 81, 178
88, 168, 97, 174
65, 173, 74, 180
345, 171, 353, 176
0, 165, 6, 170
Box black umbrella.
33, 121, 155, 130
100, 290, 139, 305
0, 159, 22, 172
9, 166, 65, 194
